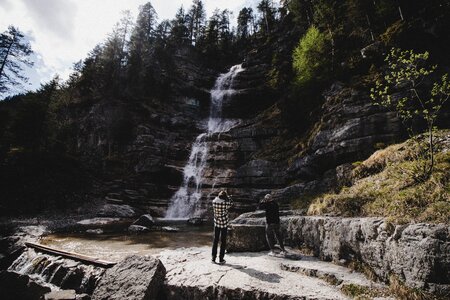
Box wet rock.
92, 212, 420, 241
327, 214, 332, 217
76, 218, 123, 229
187, 217, 205, 225
86, 229, 103, 235
132, 214, 154, 228
128, 225, 150, 233
92, 255, 166, 300
161, 226, 179, 232
0, 270, 51, 300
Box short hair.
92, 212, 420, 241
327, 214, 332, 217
218, 190, 228, 199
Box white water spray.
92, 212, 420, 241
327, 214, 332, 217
165, 64, 244, 218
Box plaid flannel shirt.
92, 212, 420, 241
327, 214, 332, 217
212, 197, 233, 228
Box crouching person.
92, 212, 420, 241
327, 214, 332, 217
212, 190, 233, 264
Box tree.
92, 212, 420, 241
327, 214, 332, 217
0, 26, 33, 94
187, 0, 206, 45
370, 48, 450, 179
237, 7, 254, 40
201, 9, 221, 57
127, 3, 158, 94
292, 26, 329, 86
99, 11, 134, 95
131, 2, 158, 47
170, 6, 190, 45
257, 0, 276, 36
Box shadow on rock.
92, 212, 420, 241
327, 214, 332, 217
226, 263, 282, 283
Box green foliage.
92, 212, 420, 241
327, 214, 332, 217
292, 26, 329, 86
0, 26, 34, 94
370, 48, 450, 178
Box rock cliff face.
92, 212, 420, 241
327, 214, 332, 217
65, 46, 418, 217
188, 77, 406, 215
228, 213, 450, 296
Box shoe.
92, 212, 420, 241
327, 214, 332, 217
211, 257, 216, 264
218, 259, 226, 265
268, 251, 275, 256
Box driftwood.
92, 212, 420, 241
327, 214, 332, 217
25, 242, 116, 268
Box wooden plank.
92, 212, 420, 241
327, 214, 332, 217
25, 242, 116, 268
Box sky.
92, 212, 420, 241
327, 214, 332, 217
0, 0, 257, 96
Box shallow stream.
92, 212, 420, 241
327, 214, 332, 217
39, 225, 213, 262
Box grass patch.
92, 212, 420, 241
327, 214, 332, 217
341, 283, 386, 299
388, 275, 439, 300
290, 193, 321, 210
347, 261, 379, 282
308, 130, 450, 224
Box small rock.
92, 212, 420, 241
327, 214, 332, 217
161, 226, 179, 232
77, 218, 121, 226
187, 217, 204, 226
128, 225, 150, 233
132, 214, 154, 228
45, 290, 76, 300
75, 294, 90, 300
86, 229, 103, 235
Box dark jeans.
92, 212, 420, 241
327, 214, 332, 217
212, 226, 227, 260
266, 223, 285, 251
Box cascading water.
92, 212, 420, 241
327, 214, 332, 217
165, 64, 244, 218
9, 248, 104, 294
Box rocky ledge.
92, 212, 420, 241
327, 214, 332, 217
157, 246, 390, 300
228, 212, 450, 296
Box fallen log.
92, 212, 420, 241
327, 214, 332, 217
25, 242, 116, 268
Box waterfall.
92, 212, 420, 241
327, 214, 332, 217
9, 249, 105, 294
165, 64, 244, 218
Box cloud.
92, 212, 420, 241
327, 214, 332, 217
22, 0, 77, 40
0, 0, 255, 96
0, 0, 13, 10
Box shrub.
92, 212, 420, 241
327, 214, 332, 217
292, 26, 329, 86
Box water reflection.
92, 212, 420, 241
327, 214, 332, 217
40, 225, 213, 262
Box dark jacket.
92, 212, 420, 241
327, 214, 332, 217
259, 201, 280, 224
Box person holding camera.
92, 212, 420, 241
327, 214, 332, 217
212, 190, 233, 264
259, 193, 286, 256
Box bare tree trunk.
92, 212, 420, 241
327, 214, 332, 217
428, 124, 434, 175
366, 14, 375, 42
398, 6, 404, 21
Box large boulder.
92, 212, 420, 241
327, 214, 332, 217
91, 255, 166, 300
228, 224, 267, 252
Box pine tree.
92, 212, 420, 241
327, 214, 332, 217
237, 7, 254, 40
187, 0, 206, 45
170, 6, 190, 45
0, 26, 33, 94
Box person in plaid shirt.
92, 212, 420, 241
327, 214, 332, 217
211, 190, 233, 264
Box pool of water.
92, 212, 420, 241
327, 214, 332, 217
39, 225, 213, 262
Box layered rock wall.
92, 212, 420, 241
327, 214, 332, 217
229, 214, 450, 296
